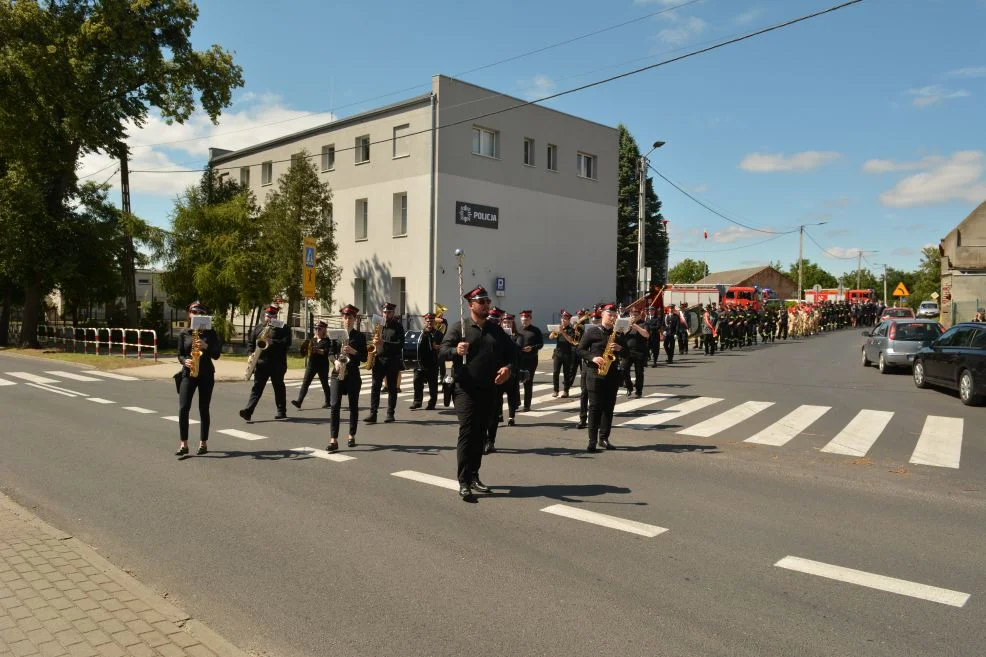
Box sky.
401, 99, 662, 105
77, 0, 986, 279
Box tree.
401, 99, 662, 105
0, 0, 243, 346
616, 124, 667, 301
667, 259, 710, 284
908, 246, 941, 309
786, 259, 838, 292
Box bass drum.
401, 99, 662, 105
684, 310, 701, 336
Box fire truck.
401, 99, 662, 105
661, 284, 779, 312
803, 288, 875, 303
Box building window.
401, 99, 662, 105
392, 277, 406, 316
577, 152, 597, 180
393, 193, 407, 237
523, 138, 535, 166
355, 135, 370, 164
471, 126, 499, 158
547, 144, 558, 171
354, 278, 367, 315
239, 167, 250, 186
393, 124, 410, 158
291, 152, 304, 165
321, 145, 335, 171
261, 161, 272, 185
355, 199, 368, 241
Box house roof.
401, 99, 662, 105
694, 265, 773, 285
945, 200, 986, 240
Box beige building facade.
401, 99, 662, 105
209, 75, 618, 328
939, 200, 986, 327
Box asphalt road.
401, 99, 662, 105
1, 329, 983, 657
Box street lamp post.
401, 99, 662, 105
638, 140, 665, 297
797, 220, 828, 301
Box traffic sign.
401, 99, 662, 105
892, 282, 910, 297
930, 292, 939, 300
302, 237, 317, 299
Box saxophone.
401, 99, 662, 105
244, 323, 273, 381
596, 326, 619, 376
335, 334, 350, 381
190, 329, 202, 378
364, 322, 381, 370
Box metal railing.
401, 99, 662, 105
36, 325, 158, 361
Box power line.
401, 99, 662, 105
130, 0, 866, 175
671, 231, 790, 253
803, 229, 859, 260
78, 161, 118, 180
97, 167, 120, 186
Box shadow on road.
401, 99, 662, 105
482, 482, 640, 505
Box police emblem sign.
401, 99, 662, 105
455, 201, 499, 230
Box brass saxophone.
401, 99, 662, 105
596, 326, 619, 376
244, 323, 273, 381
190, 329, 202, 378
335, 334, 350, 381
364, 322, 381, 370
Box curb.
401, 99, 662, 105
0, 492, 251, 657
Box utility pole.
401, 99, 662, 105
119, 149, 139, 328
798, 225, 805, 300
856, 250, 863, 290
637, 155, 647, 299
883, 263, 888, 306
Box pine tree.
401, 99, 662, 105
617, 125, 667, 302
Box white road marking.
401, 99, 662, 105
745, 405, 831, 446
391, 470, 460, 491
84, 370, 138, 381
289, 446, 356, 462
161, 416, 199, 424
218, 429, 268, 441
122, 406, 156, 414
909, 416, 963, 469
33, 382, 87, 397
774, 556, 970, 607
678, 401, 774, 437
541, 504, 668, 538
44, 370, 101, 382
7, 371, 60, 385
0, 377, 15, 386
619, 397, 723, 428
820, 410, 894, 456
25, 382, 76, 397
562, 393, 678, 423
86, 397, 115, 404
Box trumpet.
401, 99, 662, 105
434, 303, 448, 334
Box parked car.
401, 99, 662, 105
861, 319, 943, 373
916, 301, 940, 318
911, 322, 986, 405
880, 307, 915, 321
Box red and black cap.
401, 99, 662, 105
339, 304, 359, 316
487, 306, 503, 319
560, 309, 572, 319
187, 301, 209, 314
315, 320, 328, 329
264, 305, 280, 315
503, 313, 515, 321
422, 312, 436, 320
463, 286, 490, 302
519, 309, 532, 318
381, 302, 397, 312
599, 303, 618, 313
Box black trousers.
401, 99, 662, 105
178, 374, 214, 441
663, 335, 676, 362
587, 371, 620, 446
413, 365, 438, 407
454, 386, 497, 485
245, 364, 287, 415
649, 340, 661, 365
703, 333, 716, 355
369, 360, 400, 416
499, 379, 520, 420
552, 352, 575, 393
330, 372, 361, 439
677, 331, 688, 354
579, 365, 589, 423
778, 323, 788, 340
296, 359, 330, 406
519, 358, 537, 408
621, 351, 647, 395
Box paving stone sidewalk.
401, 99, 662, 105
0, 494, 248, 657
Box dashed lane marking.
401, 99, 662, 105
541, 504, 668, 538
44, 370, 101, 382
774, 556, 970, 608
0, 377, 15, 386
391, 470, 460, 491
161, 416, 199, 424
7, 371, 60, 385
122, 406, 156, 414
86, 398, 115, 404
85, 370, 139, 381
745, 405, 831, 446
218, 429, 268, 441
289, 446, 356, 462
820, 410, 894, 457
910, 416, 963, 469
678, 401, 775, 438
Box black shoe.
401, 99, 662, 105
507, 417, 515, 426
626, 390, 633, 399
321, 403, 331, 409
175, 445, 188, 456
635, 393, 642, 399
274, 412, 287, 420
497, 415, 504, 424
523, 406, 531, 412
347, 437, 356, 448
290, 399, 301, 409
471, 477, 491, 494
409, 403, 422, 410
196, 444, 208, 455
425, 403, 436, 410
576, 421, 587, 429
326, 442, 338, 452
458, 485, 473, 500
238, 409, 252, 422
560, 391, 569, 398
384, 415, 396, 423
586, 444, 598, 453
483, 440, 495, 455
364, 414, 378, 424
600, 439, 615, 450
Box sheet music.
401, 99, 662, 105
190, 315, 212, 330
326, 329, 348, 341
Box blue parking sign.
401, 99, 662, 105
495, 277, 505, 292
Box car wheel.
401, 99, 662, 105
913, 360, 927, 389
878, 353, 890, 374
861, 348, 870, 367
958, 370, 983, 406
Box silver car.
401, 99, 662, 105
916, 301, 940, 318
861, 319, 943, 373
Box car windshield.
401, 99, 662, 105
920, 303, 937, 309
893, 323, 941, 341
884, 309, 913, 317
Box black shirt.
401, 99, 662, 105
177, 329, 222, 377
330, 328, 367, 378
553, 324, 577, 356
249, 322, 291, 366
439, 319, 516, 392
517, 324, 543, 365
305, 336, 332, 365
624, 322, 649, 354
416, 328, 441, 369
376, 319, 405, 366
576, 324, 626, 378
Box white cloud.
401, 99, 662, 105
823, 246, 863, 259
739, 151, 841, 173
878, 151, 986, 208
710, 226, 765, 244
945, 66, 986, 79
78, 93, 337, 197
891, 247, 916, 257
735, 6, 763, 25
518, 74, 557, 101
907, 85, 970, 107
862, 156, 945, 174
657, 15, 707, 46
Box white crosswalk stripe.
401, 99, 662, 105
619, 397, 722, 428
745, 405, 831, 446
84, 370, 138, 381
541, 504, 668, 538
161, 416, 198, 424
218, 429, 267, 441
122, 406, 156, 414
289, 446, 356, 462
909, 416, 963, 469
561, 393, 677, 423
44, 370, 101, 382
86, 397, 115, 404
678, 401, 774, 438
820, 410, 894, 457
0, 377, 15, 386
7, 372, 60, 385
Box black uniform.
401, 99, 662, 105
778, 309, 789, 340
621, 320, 649, 398
647, 315, 662, 366
663, 312, 680, 363
517, 322, 543, 410
368, 318, 405, 421
243, 322, 291, 419
577, 324, 626, 450
329, 328, 367, 441
293, 335, 332, 408
552, 324, 577, 396
176, 328, 222, 442
439, 319, 516, 487
412, 327, 441, 409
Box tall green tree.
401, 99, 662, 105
617, 124, 667, 301
908, 245, 941, 309
667, 258, 710, 283
0, 0, 243, 346
786, 259, 838, 292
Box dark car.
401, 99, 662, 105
911, 322, 986, 405
861, 319, 942, 373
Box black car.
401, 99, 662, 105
911, 322, 986, 405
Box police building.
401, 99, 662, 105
209, 75, 618, 325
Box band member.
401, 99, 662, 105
517, 310, 543, 411
576, 308, 601, 430
500, 313, 521, 427
577, 303, 625, 452
647, 307, 662, 367
551, 310, 577, 398
291, 321, 331, 409
677, 302, 690, 355
239, 305, 291, 422
663, 304, 680, 363
439, 286, 515, 501
777, 306, 789, 340
702, 303, 718, 355
410, 312, 440, 410
365, 302, 405, 424
175, 301, 222, 457
327, 305, 367, 451
621, 306, 650, 398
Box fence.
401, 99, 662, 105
36, 325, 158, 361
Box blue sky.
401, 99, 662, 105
80, 0, 986, 278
